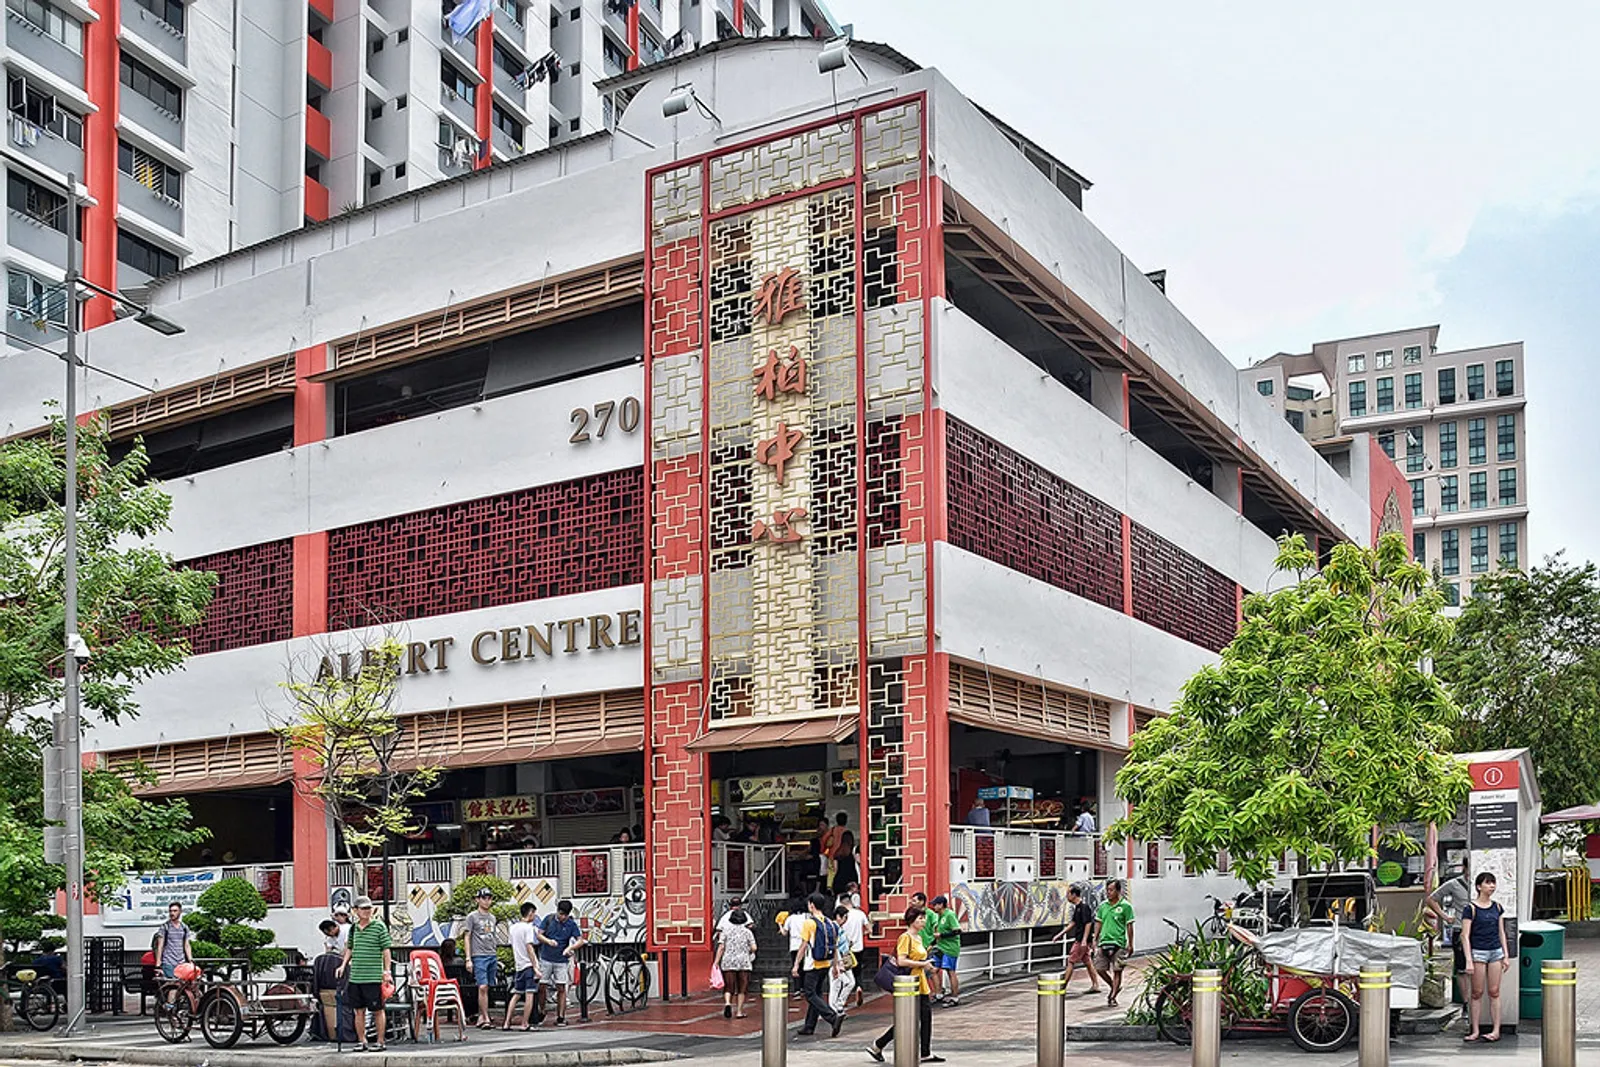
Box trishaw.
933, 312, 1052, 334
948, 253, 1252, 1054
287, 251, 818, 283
154, 960, 318, 1048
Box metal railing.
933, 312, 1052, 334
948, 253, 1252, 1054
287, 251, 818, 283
949, 828, 1186, 883
330, 845, 646, 902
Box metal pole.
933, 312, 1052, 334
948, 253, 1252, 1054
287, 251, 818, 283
761, 977, 787, 1067
1036, 974, 1064, 1067
1358, 967, 1390, 1067
61, 171, 86, 1037
1541, 958, 1576, 1067
892, 974, 919, 1067
1190, 968, 1220, 1067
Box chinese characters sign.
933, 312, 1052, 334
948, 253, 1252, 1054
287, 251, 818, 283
735, 772, 824, 803
463, 795, 539, 822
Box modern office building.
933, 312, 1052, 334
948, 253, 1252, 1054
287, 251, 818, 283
4, 0, 839, 349
7, 35, 1399, 965
1248, 326, 1528, 600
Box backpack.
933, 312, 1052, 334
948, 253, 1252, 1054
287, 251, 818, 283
809, 917, 838, 964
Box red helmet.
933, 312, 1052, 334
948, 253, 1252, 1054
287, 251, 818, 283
174, 962, 203, 982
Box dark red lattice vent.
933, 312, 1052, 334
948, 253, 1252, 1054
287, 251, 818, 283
1129, 522, 1237, 653
177, 540, 294, 655
944, 419, 1123, 612
326, 468, 645, 631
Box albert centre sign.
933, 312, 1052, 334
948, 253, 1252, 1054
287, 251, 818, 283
313, 609, 643, 680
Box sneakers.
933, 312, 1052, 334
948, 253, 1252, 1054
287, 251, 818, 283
922, 1055, 946, 1063
831, 1013, 846, 1038
866, 1045, 885, 1062
942, 996, 960, 1007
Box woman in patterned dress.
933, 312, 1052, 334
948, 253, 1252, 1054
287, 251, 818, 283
715, 909, 758, 1019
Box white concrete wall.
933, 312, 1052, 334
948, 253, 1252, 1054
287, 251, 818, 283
92, 583, 645, 752
149, 364, 644, 560
936, 544, 1215, 714
935, 300, 1278, 592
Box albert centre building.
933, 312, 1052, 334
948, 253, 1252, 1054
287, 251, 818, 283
2, 37, 1407, 963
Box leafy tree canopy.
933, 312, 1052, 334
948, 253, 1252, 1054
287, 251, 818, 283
1108, 533, 1472, 886
1439, 557, 1600, 815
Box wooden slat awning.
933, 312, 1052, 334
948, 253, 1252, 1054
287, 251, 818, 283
947, 660, 1118, 750
686, 715, 857, 752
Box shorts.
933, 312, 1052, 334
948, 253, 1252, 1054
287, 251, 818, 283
512, 966, 540, 994
930, 950, 959, 972
1471, 948, 1506, 964
347, 982, 385, 1010
1451, 936, 1467, 973
1067, 942, 1090, 966
472, 954, 499, 988
1096, 944, 1128, 971
538, 958, 572, 986
160, 961, 179, 979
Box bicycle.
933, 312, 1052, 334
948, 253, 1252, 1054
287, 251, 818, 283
154, 967, 204, 1043
13, 970, 63, 1032
600, 946, 652, 1015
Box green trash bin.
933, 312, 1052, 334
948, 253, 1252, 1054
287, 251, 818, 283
1518, 920, 1565, 1019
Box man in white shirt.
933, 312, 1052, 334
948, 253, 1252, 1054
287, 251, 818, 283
330, 904, 351, 953
1073, 806, 1097, 835
781, 906, 809, 997
836, 900, 868, 1009
503, 902, 540, 1031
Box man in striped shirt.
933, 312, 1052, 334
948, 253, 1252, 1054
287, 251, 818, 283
338, 896, 392, 1051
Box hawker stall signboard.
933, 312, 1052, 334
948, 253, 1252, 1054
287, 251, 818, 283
103, 869, 219, 926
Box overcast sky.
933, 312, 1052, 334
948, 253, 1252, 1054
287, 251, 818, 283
846, 2, 1600, 566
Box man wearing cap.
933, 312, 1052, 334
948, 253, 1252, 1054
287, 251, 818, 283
456, 887, 501, 1028
330, 904, 351, 953
338, 897, 392, 1052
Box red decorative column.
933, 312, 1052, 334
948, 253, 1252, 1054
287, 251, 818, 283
474, 19, 493, 168
290, 344, 331, 909
83, 0, 121, 327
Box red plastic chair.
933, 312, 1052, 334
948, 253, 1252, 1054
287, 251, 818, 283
408, 949, 466, 1043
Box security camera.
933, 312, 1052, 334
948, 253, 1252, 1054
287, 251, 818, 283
65, 633, 90, 663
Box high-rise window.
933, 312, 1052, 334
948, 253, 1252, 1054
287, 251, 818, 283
6, 172, 69, 232
1470, 525, 1489, 572
1441, 529, 1460, 575
1438, 422, 1457, 468
440, 57, 476, 103
1347, 353, 1366, 374
116, 229, 179, 278
7, 74, 84, 145
1468, 418, 1486, 465
1410, 479, 1425, 515
1406, 426, 1425, 473
1444, 582, 1460, 607
117, 141, 182, 201
132, 0, 183, 31
1495, 359, 1515, 397
6, 0, 82, 52
1256, 379, 1274, 396
1440, 476, 1459, 513
1376, 376, 1394, 412
1498, 523, 1519, 569
1403, 345, 1423, 364
1497, 414, 1516, 461
1378, 430, 1395, 459
1498, 468, 1517, 506
1469, 471, 1487, 510
120, 53, 182, 116
1467, 363, 1485, 401
1348, 381, 1367, 416
1375, 349, 1394, 369
1438, 367, 1456, 404
1404, 372, 1423, 408
7, 268, 68, 327
1412, 531, 1426, 563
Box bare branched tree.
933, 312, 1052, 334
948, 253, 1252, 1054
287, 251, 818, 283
270, 633, 443, 863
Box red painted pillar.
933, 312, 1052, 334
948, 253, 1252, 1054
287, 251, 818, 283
732, 0, 743, 35
83, 0, 121, 328
626, 1, 640, 70
474, 19, 494, 169
290, 344, 331, 909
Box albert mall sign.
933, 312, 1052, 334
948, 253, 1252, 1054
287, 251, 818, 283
314, 610, 643, 681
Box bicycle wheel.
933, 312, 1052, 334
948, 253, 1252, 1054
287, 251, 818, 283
1288, 988, 1356, 1053
21, 981, 60, 1032
1153, 979, 1192, 1045
154, 984, 194, 1043
199, 989, 244, 1049
1199, 915, 1230, 940
265, 1014, 307, 1045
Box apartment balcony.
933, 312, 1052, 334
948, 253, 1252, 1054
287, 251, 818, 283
491, 122, 522, 158
120, 90, 184, 151
493, 1, 526, 49
304, 175, 329, 222
122, 1, 187, 68
118, 172, 183, 235
307, 37, 333, 90
439, 84, 477, 130
1412, 501, 1530, 531
6, 7, 86, 85
437, 146, 473, 178
442, 18, 478, 67
492, 63, 525, 101
306, 104, 331, 159
5, 207, 71, 269
7, 117, 85, 184
602, 6, 631, 46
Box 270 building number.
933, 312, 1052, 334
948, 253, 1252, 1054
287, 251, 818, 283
570, 397, 641, 443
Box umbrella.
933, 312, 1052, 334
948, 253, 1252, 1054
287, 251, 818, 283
1540, 804, 1600, 824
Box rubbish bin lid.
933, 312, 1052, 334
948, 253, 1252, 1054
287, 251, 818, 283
1520, 921, 1565, 933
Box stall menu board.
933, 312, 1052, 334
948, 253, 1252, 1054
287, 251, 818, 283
573, 850, 610, 895
545, 788, 627, 817
737, 772, 823, 803
464, 795, 538, 822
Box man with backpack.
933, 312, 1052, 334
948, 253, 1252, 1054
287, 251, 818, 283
791, 892, 845, 1038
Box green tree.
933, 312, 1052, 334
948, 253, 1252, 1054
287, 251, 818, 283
1439, 557, 1600, 815
275, 637, 441, 861
0, 416, 216, 1019
1108, 533, 1472, 887
188, 877, 284, 973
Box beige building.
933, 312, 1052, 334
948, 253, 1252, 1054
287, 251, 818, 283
1248, 326, 1528, 602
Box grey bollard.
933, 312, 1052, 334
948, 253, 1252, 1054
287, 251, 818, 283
762, 977, 788, 1067
1190, 968, 1221, 1067
1358, 967, 1390, 1067
893, 974, 920, 1067
1036, 975, 1065, 1067
1542, 959, 1576, 1067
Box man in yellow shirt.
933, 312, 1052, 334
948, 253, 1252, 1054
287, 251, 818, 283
791, 892, 845, 1038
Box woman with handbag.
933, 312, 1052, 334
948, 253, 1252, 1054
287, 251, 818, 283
714, 909, 757, 1019
866, 906, 941, 1063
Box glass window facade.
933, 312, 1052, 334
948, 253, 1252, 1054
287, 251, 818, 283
1470, 471, 1487, 510
1495, 359, 1515, 397
1439, 421, 1457, 468
1498, 523, 1518, 569
1498, 468, 1517, 506
1470, 525, 1489, 572
1411, 479, 1425, 515
1441, 529, 1460, 575
1404, 372, 1422, 408
1467, 363, 1485, 401
1468, 418, 1486, 465
1440, 476, 1459, 513
1438, 367, 1456, 404
1376, 376, 1394, 412
1497, 414, 1516, 461
1348, 381, 1366, 416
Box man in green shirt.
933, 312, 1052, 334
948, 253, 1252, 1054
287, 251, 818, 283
925, 895, 963, 1006
1090, 879, 1135, 1007
338, 896, 393, 1051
